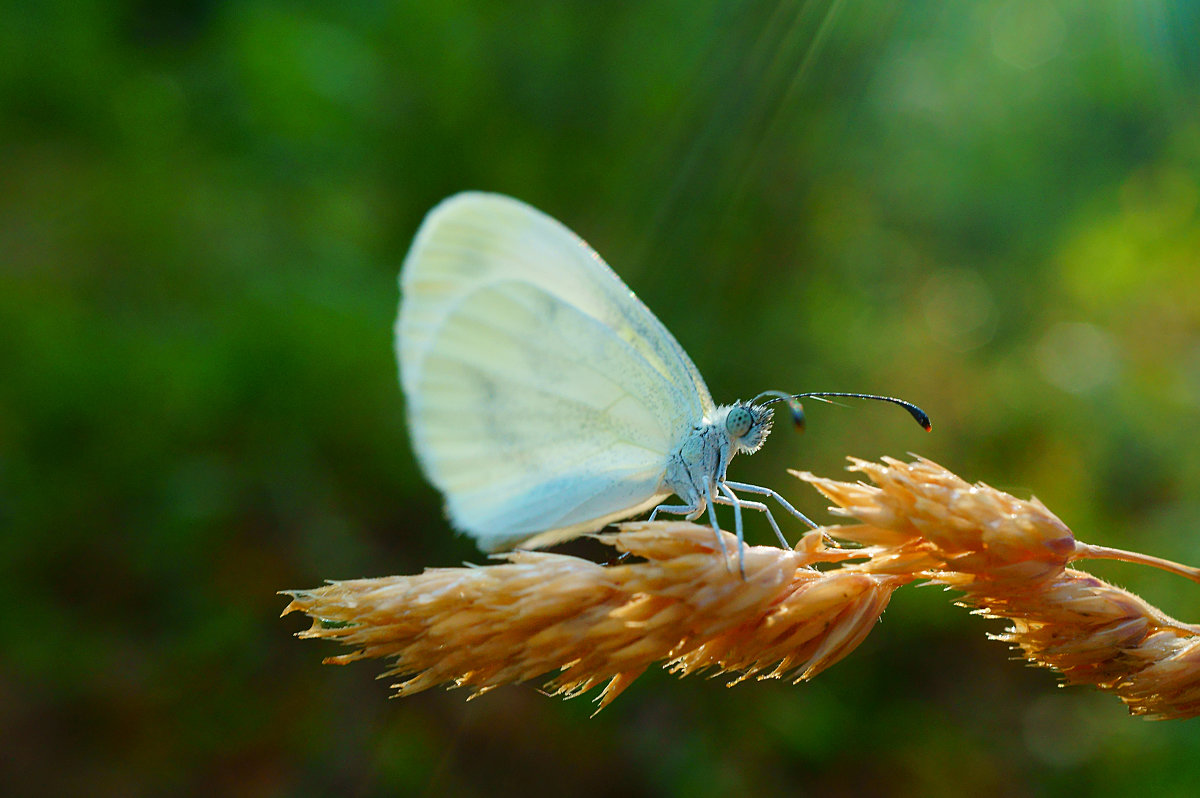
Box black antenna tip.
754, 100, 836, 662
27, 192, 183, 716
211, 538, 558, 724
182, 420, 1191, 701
786, 397, 806, 431
880, 398, 931, 431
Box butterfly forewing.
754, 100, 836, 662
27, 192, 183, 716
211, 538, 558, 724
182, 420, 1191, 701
398, 193, 715, 550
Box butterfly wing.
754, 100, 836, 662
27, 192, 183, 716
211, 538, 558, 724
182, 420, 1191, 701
398, 192, 714, 551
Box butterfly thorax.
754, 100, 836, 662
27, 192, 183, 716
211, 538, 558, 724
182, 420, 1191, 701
663, 402, 775, 515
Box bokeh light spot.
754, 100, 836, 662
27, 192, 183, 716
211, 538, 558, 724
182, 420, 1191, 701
922, 269, 997, 352
1035, 321, 1120, 393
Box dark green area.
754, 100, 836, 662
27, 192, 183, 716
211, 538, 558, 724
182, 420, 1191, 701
4, 1, 1199, 795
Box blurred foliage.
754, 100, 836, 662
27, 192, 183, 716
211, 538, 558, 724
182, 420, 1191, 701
3, 0, 1200, 796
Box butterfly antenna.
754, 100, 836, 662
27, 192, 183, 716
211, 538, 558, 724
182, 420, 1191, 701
753, 390, 932, 431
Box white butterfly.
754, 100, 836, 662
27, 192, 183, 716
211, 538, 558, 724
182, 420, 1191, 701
396, 192, 929, 572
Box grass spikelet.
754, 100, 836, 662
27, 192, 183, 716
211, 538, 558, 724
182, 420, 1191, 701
800, 456, 1200, 719
282, 523, 903, 710
283, 456, 1200, 717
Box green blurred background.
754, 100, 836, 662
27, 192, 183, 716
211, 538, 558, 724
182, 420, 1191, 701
4, 0, 1199, 795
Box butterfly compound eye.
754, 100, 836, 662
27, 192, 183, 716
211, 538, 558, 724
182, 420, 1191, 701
725, 406, 754, 439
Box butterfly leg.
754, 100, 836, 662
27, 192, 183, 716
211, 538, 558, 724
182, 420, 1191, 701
702, 485, 737, 575
716, 482, 747, 578
648, 502, 698, 522
649, 499, 733, 569
624, 502, 701, 567
713, 489, 789, 549
723, 481, 818, 530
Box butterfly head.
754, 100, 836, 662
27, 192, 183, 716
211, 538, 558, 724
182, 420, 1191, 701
722, 402, 775, 455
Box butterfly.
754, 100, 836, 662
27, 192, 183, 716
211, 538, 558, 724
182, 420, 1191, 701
396, 192, 929, 573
